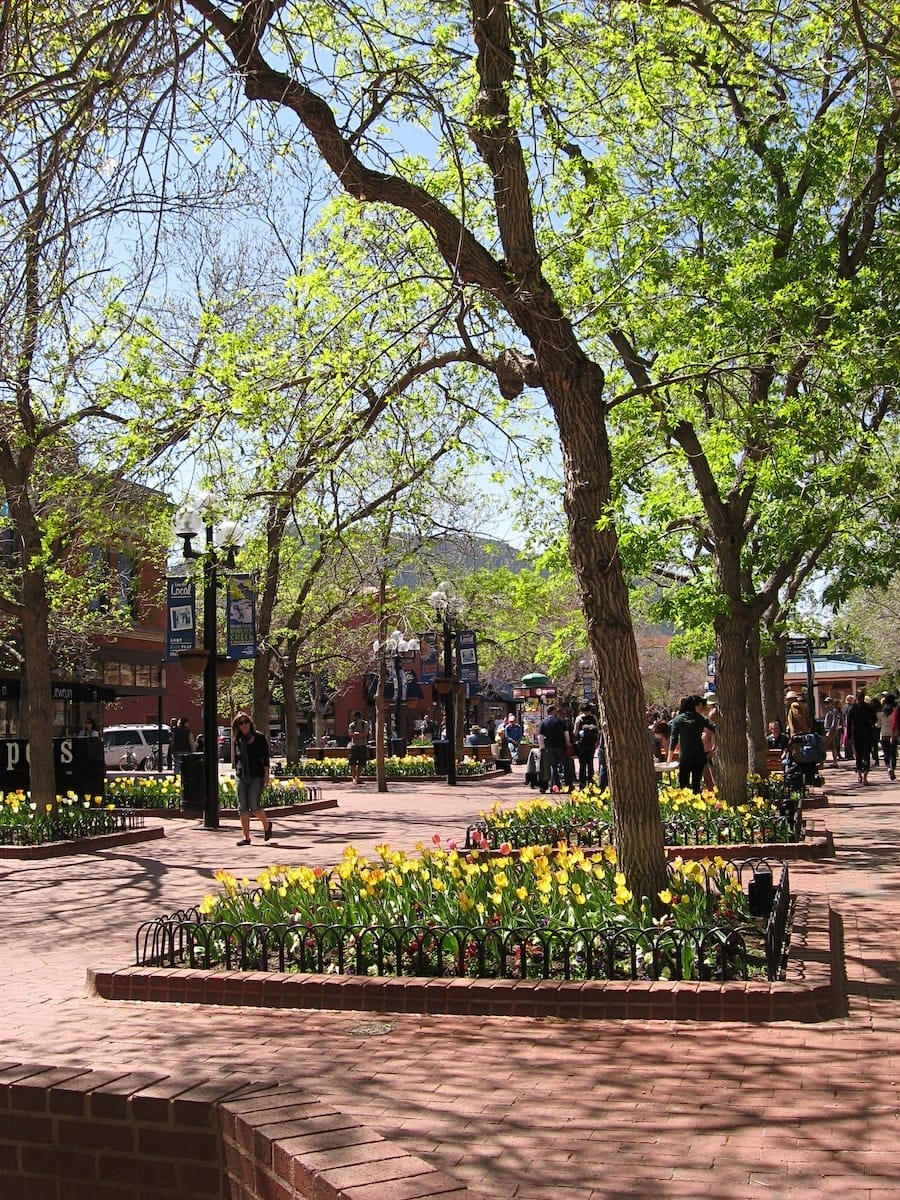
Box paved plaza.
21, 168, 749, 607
1, 761, 898, 1199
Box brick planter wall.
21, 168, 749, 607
0, 1064, 482, 1200
89, 893, 844, 1024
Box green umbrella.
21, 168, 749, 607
521, 672, 550, 687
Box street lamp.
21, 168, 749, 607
173, 499, 242, 831
429, 581, 464, 787
373, 629, 420, 754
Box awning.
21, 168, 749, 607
0, 677, 116, 703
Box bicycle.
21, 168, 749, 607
118, 748, 138, 771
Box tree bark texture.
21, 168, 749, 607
745, 621, 768, 776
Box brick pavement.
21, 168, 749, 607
1, 765, 898, 1199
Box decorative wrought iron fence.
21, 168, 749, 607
0, 806, 144, 846
135, 858, 791, 984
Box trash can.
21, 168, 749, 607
180, 752, 205, 812
432, 739, 450, 776
390, 736, 407, 758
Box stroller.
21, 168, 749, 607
784, 732, 826, 788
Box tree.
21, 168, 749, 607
0, 3, 179, 803
177, 0, 668, 900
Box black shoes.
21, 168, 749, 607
264, 823, 273, 842
236, 838, 250, 846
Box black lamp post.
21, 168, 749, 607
430, 582, 464, 787
174, 503, 240, 831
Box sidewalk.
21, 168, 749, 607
1, 763, 898, 1199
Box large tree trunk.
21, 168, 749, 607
20, 564, 56, 808
713, 615, 752, 806
282, 653, 300, 762
745, 621, 768, 776
550, 363, 666, 902
761, 636, 788, 729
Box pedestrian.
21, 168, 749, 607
78, 717, 100, 737
667, 694, 716, 794
878, 694, 897, 781
700, 696, 717, 789
347, 709, 370, 785
231, 712, 273, 844
869, 695, 882, 765
494, 726, 512, 773
842, 693, 855, 760
572, 703, 599, 787
504, 713, 524, 760
823, 699, 844, 767
170, 716, 195, 775
785, 691, 811, 737
847, 692, 877, 785
538, 704, 570, 793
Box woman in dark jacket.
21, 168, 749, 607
667, 695, 716, 794
232, 712, 273, 845
847, 693, 878, 785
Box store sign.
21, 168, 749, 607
0, 737, 105, 796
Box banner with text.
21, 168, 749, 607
456, 629, 479, 684
166, 577, 197, 661
419, 632, 439, 683
226, 574, 258, 659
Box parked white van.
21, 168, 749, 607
102, 725, 171, 770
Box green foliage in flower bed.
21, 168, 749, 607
474, 782, 798, 848
155, 841, 769, 982
1, 791, 119, 845
106, 775, 314, 811
274, 755, 493, 780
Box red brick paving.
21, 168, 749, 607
1, 765, 898, 1198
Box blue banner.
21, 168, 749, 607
419, 632, 439, 683
166, 577, 196, 661
456, 629, 479, 684
226, 574, 257, 660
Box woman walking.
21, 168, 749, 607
847, 693, 877, 785
231, 712, 273, 845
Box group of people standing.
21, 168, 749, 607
768, 689, 897, 787
824, 691, 897, 784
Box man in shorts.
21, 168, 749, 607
348, 709, 370, 785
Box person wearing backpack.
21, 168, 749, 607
573, 703, 599, 787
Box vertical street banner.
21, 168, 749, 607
456, 629, 479, 684
226, 574, 258, 659
419, 632, 438, 683
166, 577, 196, 661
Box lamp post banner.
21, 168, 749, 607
165, 577, 197, 660
226, 574, 257, 659
419, 632, 438, 683
456, 630, 479, 683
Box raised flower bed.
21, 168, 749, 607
106, 775, 316, 812
136, 839, 788, 985
273, 754, 495, 781
0, 790, 148, 849
466, 785, 803, 851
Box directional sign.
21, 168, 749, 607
786, 638, 811, 656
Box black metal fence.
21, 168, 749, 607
0, 806, 144, 846
136, 857, 791, 984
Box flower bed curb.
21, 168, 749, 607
123, 798, 338, 819
88, 893, 844, 1023
0, 826, 165, 860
